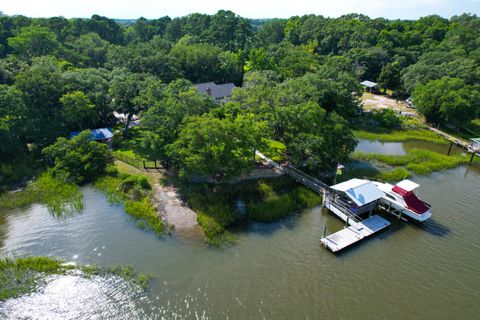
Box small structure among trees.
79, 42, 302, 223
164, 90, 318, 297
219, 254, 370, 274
70, 128, 114, 143
193, 82, 236, 102
360, 80, 378, 93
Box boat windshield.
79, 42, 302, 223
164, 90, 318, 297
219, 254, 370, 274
392, 186, 429, 214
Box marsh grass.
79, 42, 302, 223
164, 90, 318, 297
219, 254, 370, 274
0, 173, 83, 217
354, 129, 448, 144
353, 149, 477, 175
94, 172, 164, 235
180, 177, 321, 244
0, 256, 151, 301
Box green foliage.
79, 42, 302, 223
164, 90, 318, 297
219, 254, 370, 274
353, 129, 448, 144
7, 25, 59, 59
183, 177, 321, 243
0, 172, 83, 217
94, 171, 163, 235
412, 77, 480, 127
125, 198, 163, 234
60, 90, 96, 131
0, 256, 150, 301
353, 149, 476, 175
167, 113, 265, 181
339, 164, 411, 183
0, 256, 73, 301
42, 131, 112, 184
259, 139, 287, 162
248, 183, 321, 222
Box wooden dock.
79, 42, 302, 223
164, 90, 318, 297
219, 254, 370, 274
320, 215, 390, 252
255, 149, 391, 253
429, 127, 480, 160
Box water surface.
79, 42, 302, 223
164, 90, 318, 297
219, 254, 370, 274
1, 162, 479, 319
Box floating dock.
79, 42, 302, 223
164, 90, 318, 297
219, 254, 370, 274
320, 215, 390, 252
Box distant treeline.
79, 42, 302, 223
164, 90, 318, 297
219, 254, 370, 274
1, 10, 479, 183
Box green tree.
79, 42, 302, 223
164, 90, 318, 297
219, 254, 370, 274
139, 79, 215, 161
7, 25, 58, 59
42, 130, 112, 184
70, 33, 110, 67
109, 71, 146, 135
167, 113, 264, 181
60, 91, 96, 131
377, 61, 402, 94
14, 56, 65, 147
0, 84, 27, 159
412, 77, 480, 126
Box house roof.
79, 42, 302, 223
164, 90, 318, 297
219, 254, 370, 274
360, 80, 378, 88
395, 179, 419, 192
70, 128, 113, 141
332, 178, 384, 207
193, 82, 236, 99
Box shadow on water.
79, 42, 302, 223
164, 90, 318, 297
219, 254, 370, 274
413, 218, 450, 237
229, 212, 301, 238
332, 218, 407, 258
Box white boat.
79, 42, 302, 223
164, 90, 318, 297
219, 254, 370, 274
373, 179, 432, 222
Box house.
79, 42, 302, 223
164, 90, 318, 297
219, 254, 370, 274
70, 128, 114, 143
193, 82, 236, 102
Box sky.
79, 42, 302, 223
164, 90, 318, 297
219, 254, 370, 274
1, 0, 480, 20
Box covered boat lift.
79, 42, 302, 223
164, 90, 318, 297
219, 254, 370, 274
321, 179, 391, 252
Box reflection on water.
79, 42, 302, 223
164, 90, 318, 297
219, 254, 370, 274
355, 139, 406, 155
355, 138, 466, 156
0, 164, 479, 319
0, 274, 148, 320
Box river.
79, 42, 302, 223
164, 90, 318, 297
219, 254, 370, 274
0, 140, 479, 319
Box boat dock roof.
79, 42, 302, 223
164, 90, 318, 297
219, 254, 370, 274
331, 178, 385, 207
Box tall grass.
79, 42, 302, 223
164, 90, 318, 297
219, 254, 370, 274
94, 172, 164, 234
0, 173, 83, 217
353, 149, 477, 175
181, 177, 322, 244
0, 256, 150, 301
354, 129, 447, 144
248, 184, 321, 222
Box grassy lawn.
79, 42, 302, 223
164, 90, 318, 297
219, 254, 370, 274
114, 127, 159, 167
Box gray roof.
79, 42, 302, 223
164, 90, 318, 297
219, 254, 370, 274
193, 82, 236, 99
332, 178, 384, 207
360, 80, 378, 88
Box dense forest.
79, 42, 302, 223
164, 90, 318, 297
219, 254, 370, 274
1, 10, 480, 188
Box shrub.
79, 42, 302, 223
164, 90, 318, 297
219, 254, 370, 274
42, 131, 113, 184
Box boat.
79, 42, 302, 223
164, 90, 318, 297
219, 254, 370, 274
373, 179, 432, 222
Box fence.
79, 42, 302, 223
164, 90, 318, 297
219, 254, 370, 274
113, 151, 160, 170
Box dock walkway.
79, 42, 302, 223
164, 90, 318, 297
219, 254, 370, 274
429, 127, 480, 156
256, 149, 391, 253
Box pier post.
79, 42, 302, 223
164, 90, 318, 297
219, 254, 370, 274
469, 152, 475, 166
323, 225, 327, 238
447, 142, 453, 156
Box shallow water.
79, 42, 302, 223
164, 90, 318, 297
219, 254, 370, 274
355, 138, 466, 155
1, 150, 479, 319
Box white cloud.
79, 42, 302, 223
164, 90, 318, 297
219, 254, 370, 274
1, 0, 479, 19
